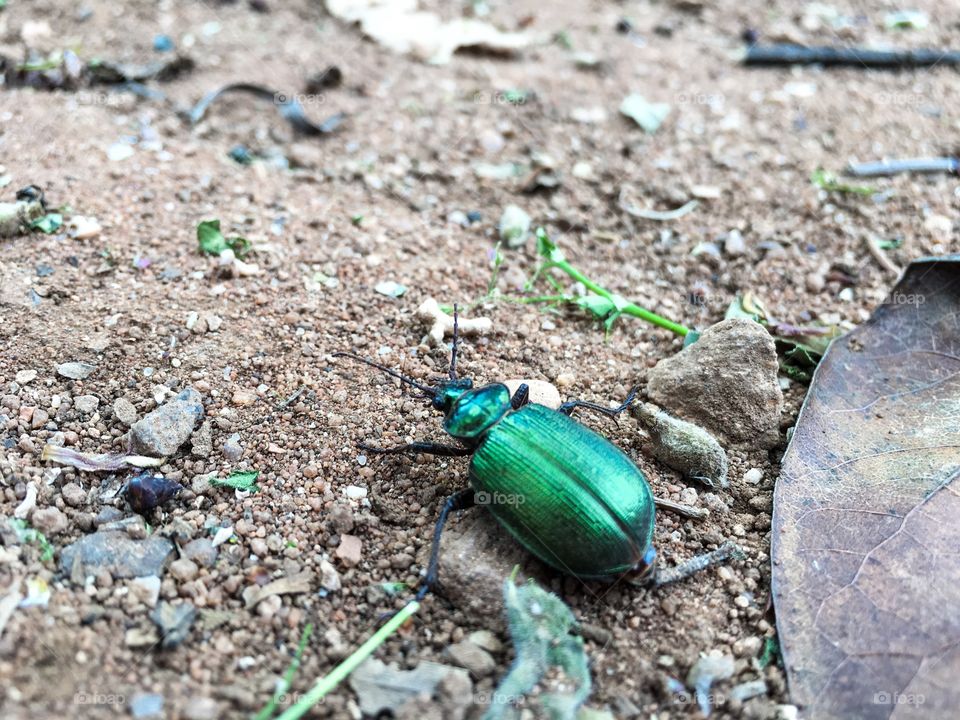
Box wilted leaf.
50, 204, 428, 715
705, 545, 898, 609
772, 256, 960, 719
486, 577, 590, 720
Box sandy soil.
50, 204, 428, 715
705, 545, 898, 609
1, 0, 958, 718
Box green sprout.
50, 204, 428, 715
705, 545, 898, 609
196, 219, 251, 258
253, 623, 314, 720
811, 169, 876, 196
526, 228, 690, 336
9, 519, 55, 562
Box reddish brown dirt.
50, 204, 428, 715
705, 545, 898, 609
1, 0, 957, 718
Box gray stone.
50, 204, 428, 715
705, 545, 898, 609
190, 420, 212, 458
129, 388, 204, 456
56, 361, 96, 380
182, 538, 218, 568
113, 397, 138, 425
32, 506, 68, 535
129, 575, 162, 608
447, 640, 496, 677
74, 394, 100, 414
646, 318, 783, 449
151, 601, 197, 649
59, 530, 175, 579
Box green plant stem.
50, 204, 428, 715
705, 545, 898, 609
544, 260, 691, 336
254, 623, 314, 720
275, 600, 421, 720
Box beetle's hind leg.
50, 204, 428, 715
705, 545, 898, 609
416, 488, 476, 600
558, 385, 640, 419
358, 441, 473, 457
653, 541, 742, 586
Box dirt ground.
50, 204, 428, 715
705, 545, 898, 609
1, 0, 958, 718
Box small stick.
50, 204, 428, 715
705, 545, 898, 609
847, 157, 959, 177
654, 496, 709, 520
619, 189, 699, 221
655, 541, 741, 586
864, 234, 902, 277
743, 44, 960, 68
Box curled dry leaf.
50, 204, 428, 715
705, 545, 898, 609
772, 256, 960, 719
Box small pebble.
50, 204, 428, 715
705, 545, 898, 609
335, 534, 362, 567
743, 468, 763, 485
32, 506, 68, 535
74, 395, 100, 414
113, 397, 138, 425
15, 370, 37, 384
61, 483, 86, 507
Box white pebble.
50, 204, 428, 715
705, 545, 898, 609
743, 468, 763, 485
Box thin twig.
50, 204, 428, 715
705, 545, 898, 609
847, 157, 959, 177
619, 189, 699, 221
654, 497, 709, 520
864, 234, 902, 277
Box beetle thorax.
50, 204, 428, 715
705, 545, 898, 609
443, 383, 512, 439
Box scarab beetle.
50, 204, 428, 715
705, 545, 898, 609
335, 317, 735, 599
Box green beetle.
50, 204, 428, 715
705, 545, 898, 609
336, 330, 734, 598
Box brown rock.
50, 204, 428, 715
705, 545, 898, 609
645, 318, 783, 449
335, 534, 362, 567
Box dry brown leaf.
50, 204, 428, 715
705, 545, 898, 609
772, 257, 960, 719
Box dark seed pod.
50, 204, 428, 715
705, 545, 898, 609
125, 473, 183, 514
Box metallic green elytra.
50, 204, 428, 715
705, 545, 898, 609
461, 389, 656, 578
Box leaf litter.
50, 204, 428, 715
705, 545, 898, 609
772, 256, 960, 718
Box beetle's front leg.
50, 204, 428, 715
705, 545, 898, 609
416, 488, 476, 600
558, 385, 640, 420
358, 441, 473, 457
653, 541, 742, 586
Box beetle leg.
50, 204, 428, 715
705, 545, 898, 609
510, 383, 530, 410
558, 385, 640, 419
416, 488, 476, 600
653, 541, 742, 586
358, 441, 473, 457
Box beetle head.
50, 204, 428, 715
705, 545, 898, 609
431, 378, 474, 412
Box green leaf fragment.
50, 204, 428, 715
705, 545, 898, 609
30, 213, 63, 234
196, 219, 250, 257
811, 169, 875, 196
9, 519, 54, 562
484, 578, 591, 720
212, 470, 260, 492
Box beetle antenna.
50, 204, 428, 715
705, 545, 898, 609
332, 352, 437, 397
449, 303, 460, 380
